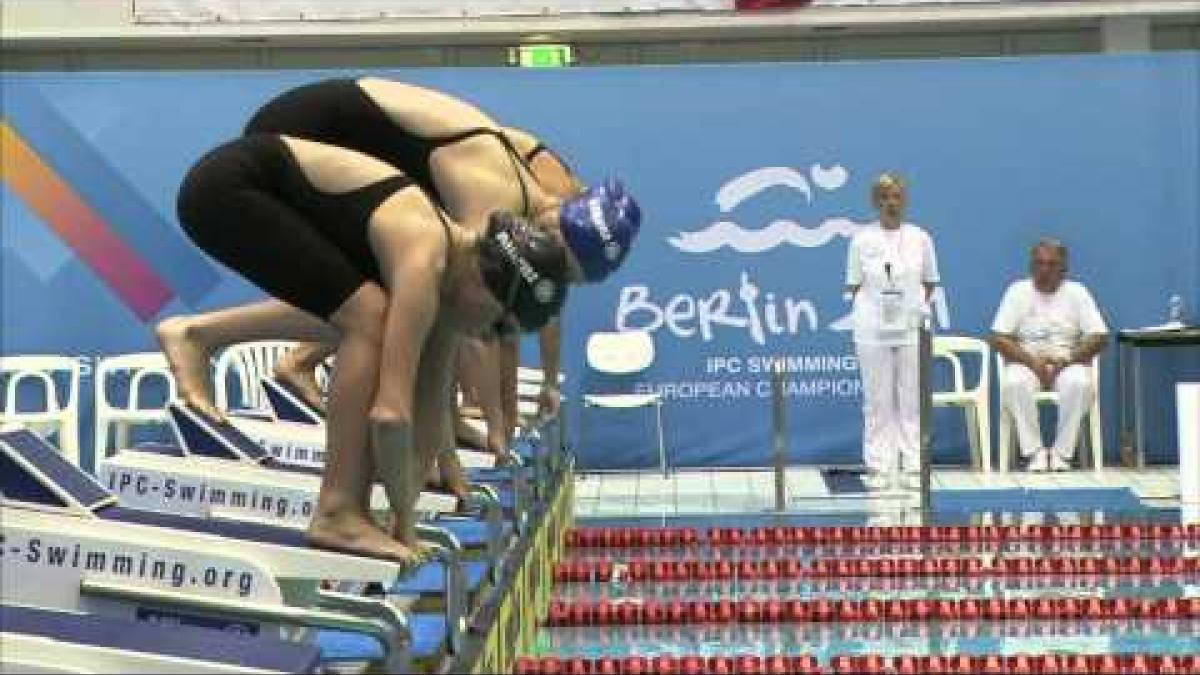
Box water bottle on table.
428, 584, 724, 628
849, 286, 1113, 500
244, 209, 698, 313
1167, 294, 1185, 328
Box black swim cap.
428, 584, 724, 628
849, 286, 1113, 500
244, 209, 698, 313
478, 211, 569, 333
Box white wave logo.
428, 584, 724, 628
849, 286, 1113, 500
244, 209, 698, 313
670, 217, 865, 254
657, 162, 952, 334
715, 167, 813, 210
670, 165, 868, 254
810, 163, 848, 191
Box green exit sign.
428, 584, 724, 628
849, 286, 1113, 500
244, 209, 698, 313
510, 44, 574, 68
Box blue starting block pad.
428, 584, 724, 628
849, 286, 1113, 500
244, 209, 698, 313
316, 613, 447, 664
130, 442, 187, 457
393, 561, 491, 597
168, 402, 272, 462
432, 519, 514, 550
261, 378, 325, 425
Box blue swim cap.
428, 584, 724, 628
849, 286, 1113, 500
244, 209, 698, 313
559, 178, 641, 282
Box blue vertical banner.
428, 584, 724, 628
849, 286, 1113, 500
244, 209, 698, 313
2, 52, 1197, 468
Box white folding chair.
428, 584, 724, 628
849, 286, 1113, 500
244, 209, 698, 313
94, 352, 177, 458
0, 355, 81, 464
581, 331, 668, 477
996, 353, 1104, 473
932, 335, 992, 473
213, 340, 300, 413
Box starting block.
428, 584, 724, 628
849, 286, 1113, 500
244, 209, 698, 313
97, 404, 511, 586
225, 385, 539, 532
0, 427, 468, 669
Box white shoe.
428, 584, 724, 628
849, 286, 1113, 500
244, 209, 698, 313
864, 472, 892, 491
1049, 454, 1072, 472
1027, 450, 1049, 473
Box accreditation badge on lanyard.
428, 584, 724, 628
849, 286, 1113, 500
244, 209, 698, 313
879, 285, 906, 331
878, 230, 907, 331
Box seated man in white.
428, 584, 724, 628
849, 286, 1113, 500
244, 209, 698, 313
990, 238, 1108, 472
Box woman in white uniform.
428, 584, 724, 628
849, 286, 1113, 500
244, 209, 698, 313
845, 173, 940, 490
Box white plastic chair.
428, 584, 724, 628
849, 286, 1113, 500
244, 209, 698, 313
213, 340, 300, 413
94, 352, 177, 458
581, 331, 668, 477
0, 355, 81, 464
932, 335, 992, 473
996, 353, 1104, 473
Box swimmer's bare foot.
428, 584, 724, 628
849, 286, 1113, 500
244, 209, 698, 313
433, 456, 473, 510
424, 464, 470, 501
156, 316, 224, 422
274, 352, 327, 414
308, 511, 422, 567
447, 480, 472, 512
389, 523, 442, 563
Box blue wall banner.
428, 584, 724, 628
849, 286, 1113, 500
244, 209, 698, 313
2, 52, 1197, 469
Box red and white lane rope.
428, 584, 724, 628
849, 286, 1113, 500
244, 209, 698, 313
515, 652, 1200, 675
543, 596, 1200, 627
567, 524, 1200, 550
554, 555, 1200, 583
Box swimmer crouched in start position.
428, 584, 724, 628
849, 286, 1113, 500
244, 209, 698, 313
161, 78, 641, 470
171, 132, 569, 563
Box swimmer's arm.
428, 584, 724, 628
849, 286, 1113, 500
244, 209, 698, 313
419, 325, 475, 500
467, 340, 510, 455
412, 323, 459, 459
369, 241, 441, 543
372, 233, 443, 429
431, 343, 470, 497
427, 326, 458, 451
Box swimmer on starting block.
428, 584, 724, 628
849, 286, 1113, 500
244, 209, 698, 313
157, 79, 641, 482
167, 133, 569, 564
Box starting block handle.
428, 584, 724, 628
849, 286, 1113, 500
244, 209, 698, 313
414, 525, 462, 554
412, 526, 468, 654
464, 483, 507, 584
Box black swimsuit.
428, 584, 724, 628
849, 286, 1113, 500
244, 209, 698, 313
176, 134, 446, 319
244, 78, 536, 216
523, 142, 577, 182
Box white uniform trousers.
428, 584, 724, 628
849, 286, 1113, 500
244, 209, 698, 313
855, 342, 920, 474
1001, 363, 1094, 460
